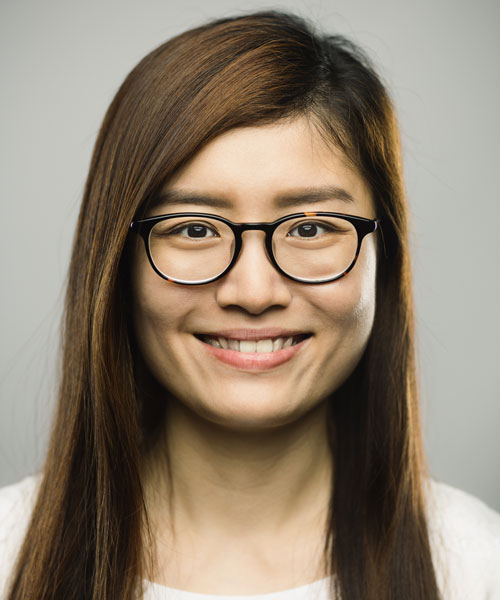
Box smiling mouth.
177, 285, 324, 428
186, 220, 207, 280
195, 334, 311, 353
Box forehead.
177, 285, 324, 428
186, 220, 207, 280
156, 117, 374, 219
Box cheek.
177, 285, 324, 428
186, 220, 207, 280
130, 252, 194, 366
317, 242, 376, 322
306, 241, 377, 366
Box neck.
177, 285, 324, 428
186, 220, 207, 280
142, 398, 333, 586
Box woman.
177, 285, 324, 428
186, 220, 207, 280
1, 10, 499, 600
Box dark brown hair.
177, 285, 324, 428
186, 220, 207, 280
8, 11, 441, 599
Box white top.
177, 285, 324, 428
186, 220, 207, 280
1, 476, 499, 599
143, 578, 332, 600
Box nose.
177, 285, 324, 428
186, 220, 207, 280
215, 231, 292, 314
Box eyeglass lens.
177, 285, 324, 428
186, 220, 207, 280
148, 215, 358, 283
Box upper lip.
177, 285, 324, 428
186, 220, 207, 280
195, 328, 312, 341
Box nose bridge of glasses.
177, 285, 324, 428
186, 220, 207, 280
234, 221, 275, 234
232, 223, 275, 266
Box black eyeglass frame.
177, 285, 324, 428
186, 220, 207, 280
130, 211, 379, 285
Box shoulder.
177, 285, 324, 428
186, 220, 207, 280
0, 475, 40, 597
0, 474, 39, 540
424, 478, 500, 599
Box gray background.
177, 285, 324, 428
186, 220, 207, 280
1, 0, 499, 510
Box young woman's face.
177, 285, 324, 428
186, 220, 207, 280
131, 118, 377, 431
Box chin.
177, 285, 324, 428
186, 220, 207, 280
173, 391, 319, 434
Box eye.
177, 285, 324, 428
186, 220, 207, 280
287, 221, 334, 238
171, 222, 220, 238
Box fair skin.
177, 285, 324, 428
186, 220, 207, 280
132, 117, 378, 594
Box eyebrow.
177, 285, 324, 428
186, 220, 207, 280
275, 186, 354, 208
149, 186, 354, 212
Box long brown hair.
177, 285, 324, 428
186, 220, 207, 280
8, 11, 441, 599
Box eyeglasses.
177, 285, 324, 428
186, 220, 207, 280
130, 212, 379, 285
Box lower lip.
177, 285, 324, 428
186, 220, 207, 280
197, 337, 311, 370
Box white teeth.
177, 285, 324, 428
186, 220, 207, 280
228, 339, 240, 351
240, 340, 257, 353
203, 335, 306, 352
272, 338, 284, 351
256, 339, 273, 353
